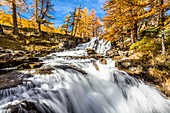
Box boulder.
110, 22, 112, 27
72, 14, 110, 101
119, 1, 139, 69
33, 68, 54, 75
86, 48, 97, 55
100, 58, 107, 65
17, 62, 43, 69
106, 49, 119, 57
115, 59, 144, 74
0, 71, 32, 90
8, 101, 52, 113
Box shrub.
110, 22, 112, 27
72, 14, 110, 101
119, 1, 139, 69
130, 37, 161, 52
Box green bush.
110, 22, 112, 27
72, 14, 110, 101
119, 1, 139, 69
130, 37, 161, 52
166, 36, 170, 45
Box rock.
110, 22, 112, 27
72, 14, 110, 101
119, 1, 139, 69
129, 65, 143, 73
127, 50, 135, 56
93, 62, 99, 70
54, 65, 87, 74
86, 48, 97, 55
118, 51, 129, 56
100, 58, 107, 65
13, 50, 25, 57
106, 49, 119, 57
17, 62, 43, 69
106, 50, 134, 57
115, 59, 144, 73
8, 101, 52, 113
34, 68, 54, 75
0, 47, 6, 53
0, 71, 31, 90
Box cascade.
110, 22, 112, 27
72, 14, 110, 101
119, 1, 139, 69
0, 38, 169, 113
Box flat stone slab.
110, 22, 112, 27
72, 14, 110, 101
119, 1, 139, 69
0, 71, 32, 90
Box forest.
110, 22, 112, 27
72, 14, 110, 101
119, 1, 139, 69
0, 0, 170, 113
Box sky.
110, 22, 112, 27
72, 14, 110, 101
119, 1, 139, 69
51, 0, 106, 27
1, 0, 106, 27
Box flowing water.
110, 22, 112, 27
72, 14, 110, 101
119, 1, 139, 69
0, 38, 170, 113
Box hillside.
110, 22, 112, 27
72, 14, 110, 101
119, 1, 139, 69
0, 11, 64, 34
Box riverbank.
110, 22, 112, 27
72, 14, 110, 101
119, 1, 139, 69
107, 37, 170, 97
0, 32, 86, 70
1, 35, 170, 98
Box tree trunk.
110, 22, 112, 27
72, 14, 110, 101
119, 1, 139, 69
35, 0, 38, 23
73, 20, 78, 37
38, 22, 42, 34
160, 0, 165, 55
71, 8, 76, 37
73, 7, 81, 37
92, 26, 95, 37
0, 24, 4, 35
134, 22, 138, 41
161, 30, 165, 55
71, 24, 74, 37
12, 0, 18, 35
131, 26, 134, 43
35, 0, 39, 33
131, 22, 137, 43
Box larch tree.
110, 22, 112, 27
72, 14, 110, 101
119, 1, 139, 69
103, 0, 158, 42
103, 0, 170, 54
81, 7, 89, 38
158, 0, 170, 55
70, 8, 77, 37
31, 0, 54, 34
70, 6, 82, 37
62, 14, 71, 35
73, 6, 81, 37
65, 7, 102, 38
2, 0, 28, 35
0, 4, 4, 34
89, 9, 97, 37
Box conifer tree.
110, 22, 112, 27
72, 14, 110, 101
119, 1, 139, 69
0, 4, 4, 34
2, 0, 28, 34
31, 0, 54, 34
62, 14, 71, 35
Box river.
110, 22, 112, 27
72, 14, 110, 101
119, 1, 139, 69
0, 37, 170, 113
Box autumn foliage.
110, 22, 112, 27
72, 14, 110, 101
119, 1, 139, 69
62, 7, 103, 38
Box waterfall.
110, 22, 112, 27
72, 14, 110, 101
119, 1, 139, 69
0, 39, 170, 113
76, 37, 111, 55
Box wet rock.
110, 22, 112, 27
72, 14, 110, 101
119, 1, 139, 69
100, 58, 107, 65
0, 71, 31, 90
34, 68, 54, 75
54, 65, 87, 74
86, 48, 97, 55
17, 62, 43, 69
0, 56, 41, 69
93, 62, 99, 70
89, 54, 103, 59
8, 101, 52, 113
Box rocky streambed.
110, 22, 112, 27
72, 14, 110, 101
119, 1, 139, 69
0, 37, 170, 113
